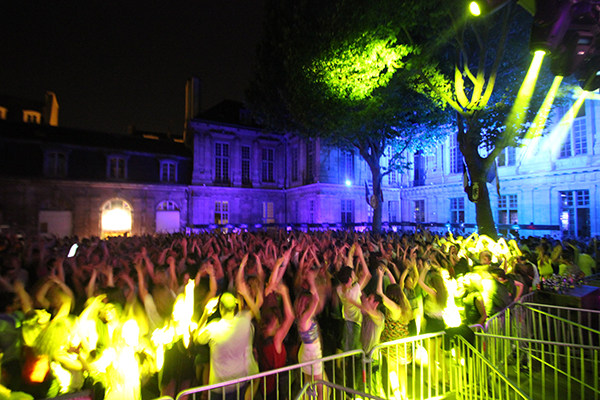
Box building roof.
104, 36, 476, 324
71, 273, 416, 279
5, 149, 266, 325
199, 100, 260, 128
0, 119, 191, 158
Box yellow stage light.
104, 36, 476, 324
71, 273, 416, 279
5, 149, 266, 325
505, 51, 545, 138
469, 1, 482, 16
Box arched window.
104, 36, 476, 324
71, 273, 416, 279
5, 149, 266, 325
157, 201, 179, 211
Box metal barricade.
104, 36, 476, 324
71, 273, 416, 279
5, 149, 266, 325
294, 380, 386, 400
453, 335, 531, 400
171, 349, 363, 400
474, 333, 600, 400
514, 304, 600, 351
366, 332, 452, 400
485, 292, 537, 337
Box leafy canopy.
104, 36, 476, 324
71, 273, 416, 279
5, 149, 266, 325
310, 28, 413, 101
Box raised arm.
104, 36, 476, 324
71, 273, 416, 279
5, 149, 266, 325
355, 244, 371, 290
513, 280, 524, 302
272, 282, 294, 354
417, 262, 437, 299
12, 280, 32, 314
297, 271, 320, 330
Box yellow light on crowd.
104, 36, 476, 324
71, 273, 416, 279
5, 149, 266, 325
389, 371, 402, 400
442, 270, 462, 328
122, 319, 140, 347
414, 344, 429, 367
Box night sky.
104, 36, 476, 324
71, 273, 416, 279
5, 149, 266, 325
0, 1, 266, 136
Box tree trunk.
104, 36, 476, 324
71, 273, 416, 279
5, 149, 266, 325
357, 141, 384, 234
473, 175, 498, 240
369, 160, 383, 234
459, 114, 498, 240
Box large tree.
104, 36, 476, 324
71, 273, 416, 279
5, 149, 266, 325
246, 0, 449, 232
404, 1, 566, 239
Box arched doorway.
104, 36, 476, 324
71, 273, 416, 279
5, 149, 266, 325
101, 199, 132, 238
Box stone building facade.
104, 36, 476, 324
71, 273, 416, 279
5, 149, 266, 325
2, 90, 600, 238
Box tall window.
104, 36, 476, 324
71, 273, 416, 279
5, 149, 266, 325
262, 148, 275, 182
428, 151, 438, 172
388, 170, 397, 186
388, 200, 398, 223
45, 151, 67, 177
450, 134, 464, 174
560, 104, 587, 158
215, 142, 230, 183
413, 151, 426, 186
341, 200, 354, 224
498, 147, 516, 167
160, 161, 177, 182
341, 150, 354, 180
306, 140, 316, 183
559, 190, 590, 237
263, 201, 275, 224
414, 200, 425, 222
215, 201, 229, 224
291, 146, 299, 182
108, 156, 126, 180
309, 200, 315, 224
450, 197, 465, 223
498, 194, 518, 224
241, 145, 251, 185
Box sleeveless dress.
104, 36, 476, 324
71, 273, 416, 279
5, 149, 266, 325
380, 316, 412, 365
298, 319, 323, 375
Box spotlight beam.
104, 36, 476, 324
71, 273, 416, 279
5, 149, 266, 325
504, 51, 546, 139
541, 91, 588, 158
519, 75, 563, 164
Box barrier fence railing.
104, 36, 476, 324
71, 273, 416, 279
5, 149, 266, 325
453, 335, 531, 400
484, 292, 537, 337
172, 349, 363, 400
474, 333, 600, 400
156, 333, 453, 400
366, 332, 452, 400
518, 303, 600, 345
294, 380, 387, 400
153, 296, 600, 400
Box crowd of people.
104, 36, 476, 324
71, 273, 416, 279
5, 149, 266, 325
0, 228, 597, 400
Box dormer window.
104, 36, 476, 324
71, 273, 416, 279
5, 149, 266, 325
107, 155, 127, 180
44, 151, 68, 177
23, 110, 41, 124
160, 160, 177, 182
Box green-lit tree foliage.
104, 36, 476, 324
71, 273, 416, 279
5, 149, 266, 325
247, 0, 450, 233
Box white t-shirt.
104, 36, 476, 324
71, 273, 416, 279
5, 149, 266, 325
197, 310, 259, 387
337, 283, 363, 325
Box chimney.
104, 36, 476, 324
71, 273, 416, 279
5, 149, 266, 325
43, 91, 59, 126
185, 77, 201, 122
184, 77, 201, 145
